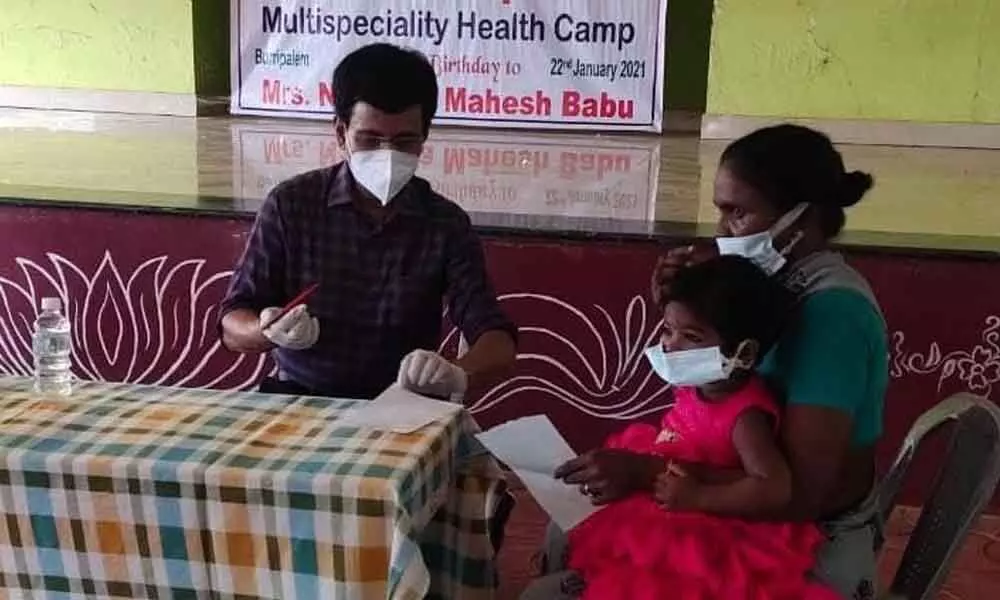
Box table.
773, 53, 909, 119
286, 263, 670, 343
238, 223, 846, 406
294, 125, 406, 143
0, 378, 503, 599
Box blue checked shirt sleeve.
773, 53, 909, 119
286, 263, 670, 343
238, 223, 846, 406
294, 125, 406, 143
444, 214, 518, 346
221, 191, 289, 316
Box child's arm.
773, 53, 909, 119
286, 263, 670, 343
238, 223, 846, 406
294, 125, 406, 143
655, 408, 791, 518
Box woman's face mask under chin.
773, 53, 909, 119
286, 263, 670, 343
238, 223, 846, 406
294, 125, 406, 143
715, 203, 809, 275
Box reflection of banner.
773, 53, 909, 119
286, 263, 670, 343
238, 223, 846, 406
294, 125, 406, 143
231, 125, 660, 221
230, 0, 668, 132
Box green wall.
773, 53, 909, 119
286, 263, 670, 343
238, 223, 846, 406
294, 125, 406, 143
8, 1, 1000, 124
707, 0, 1000, 123
0, 0, 196, 94
0, 1, 709, 110
664, 0, 714, 110
192, 0, 231, 98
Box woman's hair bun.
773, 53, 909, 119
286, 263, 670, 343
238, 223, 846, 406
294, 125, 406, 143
839, 171, 874, 207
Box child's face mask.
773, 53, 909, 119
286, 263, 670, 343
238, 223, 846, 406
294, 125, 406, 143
715, 203, 809, 275
644, 342, 752, 387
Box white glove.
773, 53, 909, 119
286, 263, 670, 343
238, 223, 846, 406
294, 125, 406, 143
259, 305, 320, 351
397, 349, 468, 399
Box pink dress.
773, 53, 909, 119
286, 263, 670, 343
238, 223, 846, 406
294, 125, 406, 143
567, 378, 839, 600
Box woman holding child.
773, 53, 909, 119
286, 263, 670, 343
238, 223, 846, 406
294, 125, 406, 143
521, 124, 888, 600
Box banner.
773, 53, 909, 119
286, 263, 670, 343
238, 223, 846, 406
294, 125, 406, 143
230, 123, 661, 221
230, 0, 668, 132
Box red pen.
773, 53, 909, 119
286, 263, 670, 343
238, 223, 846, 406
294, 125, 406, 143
260, 283, 319, 331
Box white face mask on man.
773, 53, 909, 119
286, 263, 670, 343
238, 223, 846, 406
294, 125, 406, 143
347, 147, 420, 205
715, 202, 809, 275
644, 342, 752, 387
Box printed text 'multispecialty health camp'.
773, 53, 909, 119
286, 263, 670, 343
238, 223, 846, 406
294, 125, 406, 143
261, 6, 638, 50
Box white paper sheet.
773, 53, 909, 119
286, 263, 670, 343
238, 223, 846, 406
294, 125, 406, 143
335, 385, 462, 433
477, 415, 598, 531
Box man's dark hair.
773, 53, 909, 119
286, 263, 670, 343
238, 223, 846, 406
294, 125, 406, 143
332, 43, 438, 135
720, 124, 874, 238
664, 255, 794, 362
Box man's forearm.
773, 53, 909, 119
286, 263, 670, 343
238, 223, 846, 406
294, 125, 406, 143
454, 330, 516, 390
687, 476, 791, 519
221, 309, 272, 353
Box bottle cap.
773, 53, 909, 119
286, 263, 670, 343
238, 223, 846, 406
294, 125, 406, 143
40, 297, 61, 311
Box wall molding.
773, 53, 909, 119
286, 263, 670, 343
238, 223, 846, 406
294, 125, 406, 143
702, 114, 1000, 150
663, 110, 703, 134
0, 84, 199, 117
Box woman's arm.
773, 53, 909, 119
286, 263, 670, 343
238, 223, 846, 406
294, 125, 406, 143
764, 290, 885, 520
555, 449, 668, 505
656, 409, 792, 517
780, 405, 856, 520
671, 461, 744, 485
665, 408, 859, 520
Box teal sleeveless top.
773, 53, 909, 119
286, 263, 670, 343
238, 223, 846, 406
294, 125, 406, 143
758, 252, 888, 446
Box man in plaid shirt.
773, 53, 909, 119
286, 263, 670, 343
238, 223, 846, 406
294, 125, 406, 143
220, 43, 517, 401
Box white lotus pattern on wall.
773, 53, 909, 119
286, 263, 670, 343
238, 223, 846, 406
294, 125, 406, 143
0, 252, 269, 389
3, 251, 996, 409
890, 316, 1000, 397
442, 293, 673, 420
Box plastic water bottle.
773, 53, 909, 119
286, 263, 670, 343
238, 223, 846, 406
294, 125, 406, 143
32, 297, 72, 395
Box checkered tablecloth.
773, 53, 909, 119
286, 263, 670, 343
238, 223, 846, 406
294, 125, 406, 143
0, 378, 503, 599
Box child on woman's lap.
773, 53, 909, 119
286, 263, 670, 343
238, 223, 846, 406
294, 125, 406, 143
565, 256, 839, 600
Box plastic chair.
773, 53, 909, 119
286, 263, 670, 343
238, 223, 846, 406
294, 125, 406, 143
876, 393, 1000, 600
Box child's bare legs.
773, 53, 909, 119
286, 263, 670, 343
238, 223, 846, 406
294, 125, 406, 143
519, 570, 585, 600
520, 523, 583, 599
541, 522, 570, 573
